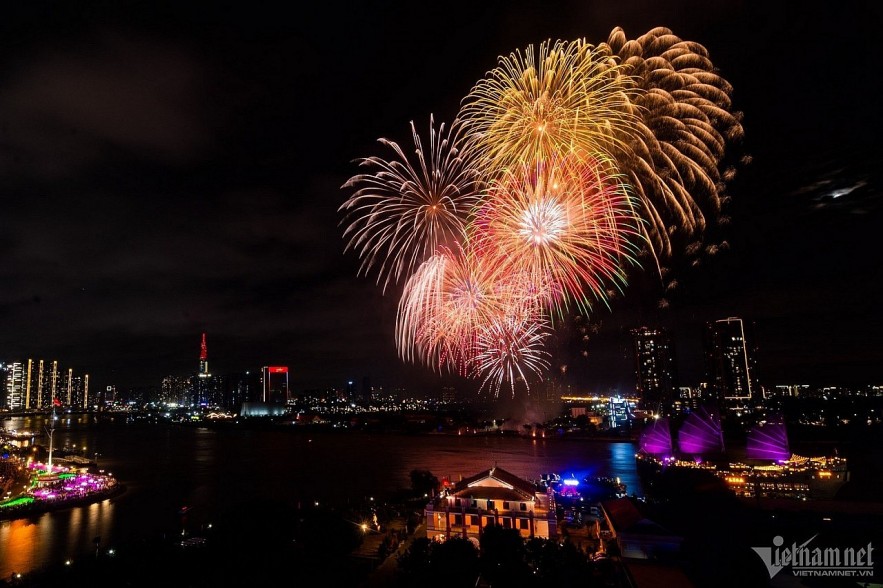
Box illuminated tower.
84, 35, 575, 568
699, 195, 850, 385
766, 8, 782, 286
704, 317, 759, 411
631, 326, 677, 415
199, 333, 209, 376
195, 333, 212, 406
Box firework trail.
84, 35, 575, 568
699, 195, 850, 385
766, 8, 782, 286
605, 26, 744, 265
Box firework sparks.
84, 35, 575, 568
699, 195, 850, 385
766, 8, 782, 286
605, 26, 744, 264
471, 154, 644, 318
340, 27, 743, 395
396, 247, 505, 375
339, 116, 482, 293
475, 313, 551, 398
458, 38, 638, 173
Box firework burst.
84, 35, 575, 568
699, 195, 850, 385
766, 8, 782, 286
340, 27, 743, 396
458, 38, 638, 173
339, 115, 481, 293
605, 26, 744, 263
474, 312, 551, 398
471, 154, 644, 318
395, 247, 504, 375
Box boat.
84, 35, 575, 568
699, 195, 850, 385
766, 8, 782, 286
635, 411, 849, 500
534, 472, 627, 501
0, 429, 40, 441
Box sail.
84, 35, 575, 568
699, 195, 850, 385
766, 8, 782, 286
677, 407, 724, 455
639, 418, 672, 455
746, 419, 790, 461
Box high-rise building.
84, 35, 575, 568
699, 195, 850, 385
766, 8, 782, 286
3, 363, 16, 409
194, 333, 214, 406
6, 362, 25, 410
61, 369, 88, 408
13, 363, 89, 410
361, 376, 372, 403
261, 366, 289, 404
224, 370, 259, 408
33, 359, 59, 409
631, 326, 677, 415
704, 317, 759, 411
161, 375, 189, 405
440, 386, 457, 403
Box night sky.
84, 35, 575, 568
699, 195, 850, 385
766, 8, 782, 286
1, 1, 881, 396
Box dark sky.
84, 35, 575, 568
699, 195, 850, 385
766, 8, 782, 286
1, 1, 881, 395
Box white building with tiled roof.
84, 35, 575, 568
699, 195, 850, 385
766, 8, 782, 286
424, 466, 557, 542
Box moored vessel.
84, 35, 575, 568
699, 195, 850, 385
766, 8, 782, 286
635, 411, 849, 500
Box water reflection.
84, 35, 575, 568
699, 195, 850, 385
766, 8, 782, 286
0, 518, 38, 575
1, 416, 642, 578
67, 507, 81, 546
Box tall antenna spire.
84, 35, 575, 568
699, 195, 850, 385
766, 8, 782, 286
199, 333, 209, 376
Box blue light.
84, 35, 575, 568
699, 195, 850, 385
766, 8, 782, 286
563, 478, 579, 487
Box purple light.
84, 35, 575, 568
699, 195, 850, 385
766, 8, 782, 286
747, 419, 790, 461
639, 418, 673, 454
677, 408, 723, 455
563, 478, 579, 487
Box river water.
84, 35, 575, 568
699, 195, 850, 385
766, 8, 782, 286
0, 414, 641, 578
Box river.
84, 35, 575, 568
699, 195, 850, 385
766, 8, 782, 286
0, 413, 642, 578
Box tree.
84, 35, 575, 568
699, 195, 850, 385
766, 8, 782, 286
479, 524, 530, 586
431, 537, 480, 587
409, 469, 439, 497
396, 537, 432, 584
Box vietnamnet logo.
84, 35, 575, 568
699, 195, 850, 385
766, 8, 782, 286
752, 534, 875, 579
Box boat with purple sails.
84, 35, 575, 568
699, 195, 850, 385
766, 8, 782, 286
635, 410, 848, 500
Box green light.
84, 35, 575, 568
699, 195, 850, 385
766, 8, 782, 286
0, 496, 35, 508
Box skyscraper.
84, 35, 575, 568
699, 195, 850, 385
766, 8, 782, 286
194, 333, 214, 406
261, 366, 289, 404
2, 363, 21, 410
704, 317, 759, 411
631, 326, 677, 415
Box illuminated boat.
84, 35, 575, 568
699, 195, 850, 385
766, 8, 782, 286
635, 412, 849, 500
0, 429, 40, 441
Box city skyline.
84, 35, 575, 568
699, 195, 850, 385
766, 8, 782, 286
4, 316, 879, 402
1, 2, 880, 394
